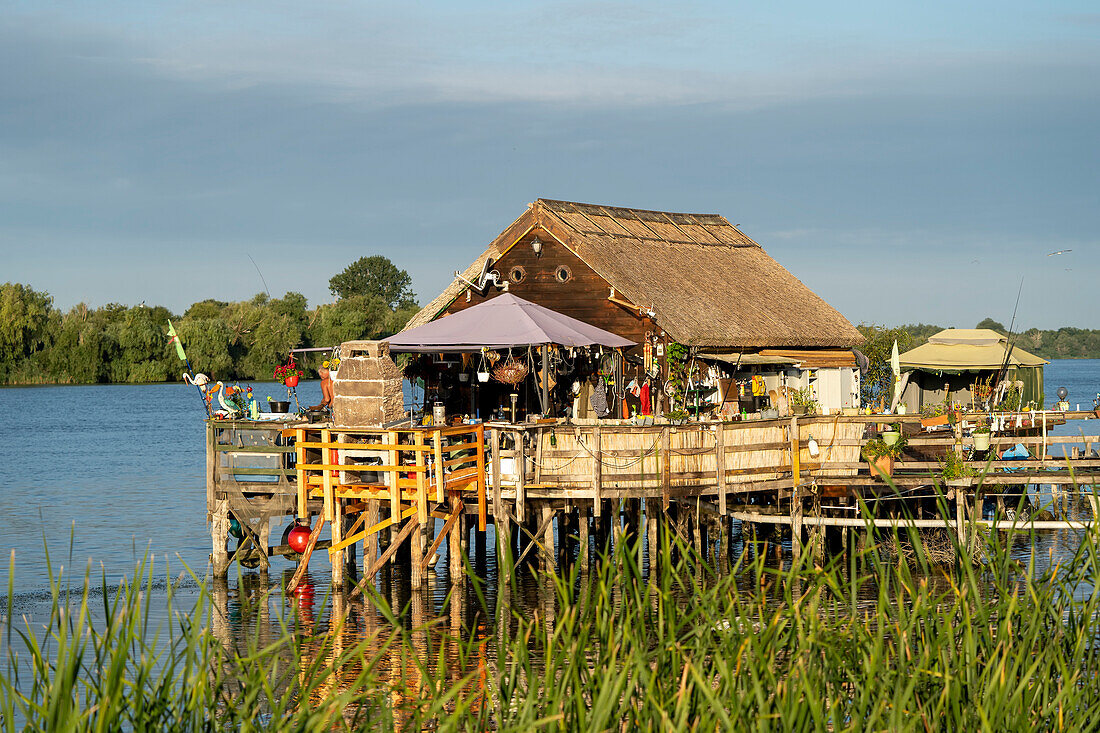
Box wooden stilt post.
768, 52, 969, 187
592, 427, 602, 519
790, 416, 802, 563
363, 499, 380, 586
331, 497, 345, 587
491, 429, 511, 582
515, 430, 527, 524
411, 517, 425, 591
716, 424, 727, 517
211, 498, 229, 576
540, 502, 555, 574
579, 503, 590, 572
791, 486, 804, 563
646, 498, 659, 578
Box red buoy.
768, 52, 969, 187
287, 523, 312, 554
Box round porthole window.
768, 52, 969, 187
554, 265, 572, 283
509, 265, 526, 283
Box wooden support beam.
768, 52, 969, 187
295, 428, 307, 519
351, 515, 418, 600
661, 427, 671, 511
433, 432, 445, 503
515, 431, 527, 523
716, 425, 727, 516
593, 426, 603, 518
476, 423, 487, 531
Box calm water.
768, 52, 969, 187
3, 361, 1100, 628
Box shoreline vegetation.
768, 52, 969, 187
0, 256, 419, 386
5, 527, 1100, 729
4, 266, 1100, 387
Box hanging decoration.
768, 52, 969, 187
492, 357, 530, 385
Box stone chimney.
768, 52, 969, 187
331, 341, 406, 427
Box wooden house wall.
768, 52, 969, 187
441, 228, 654, 347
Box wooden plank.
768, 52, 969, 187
296, 463, 427, 472
295, 441, 432, 451
433, 432, 445, 503
388, 430, 400, 527
286, 517, 325, 593
491, 428, 503, 541
415, 431, 428, 524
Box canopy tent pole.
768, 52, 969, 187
541, 345, 550, 415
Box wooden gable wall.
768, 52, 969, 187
441, 227, 653, 345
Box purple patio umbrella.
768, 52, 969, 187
383, 293, 635, 352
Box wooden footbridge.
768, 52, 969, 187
205, 410, 1100, 584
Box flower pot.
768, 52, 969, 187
792, 404, 807, 416
284, 374, 299, 388
973, 432, 990, 451
868, 455, 894, 478
882, 430, 901, 447
477, 371, 490, 383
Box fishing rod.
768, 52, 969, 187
992, 277, 1025, 405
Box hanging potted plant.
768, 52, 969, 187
274, 363, 303, 388
972, 423, 991, 452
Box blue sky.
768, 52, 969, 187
1, 1, 1097, 329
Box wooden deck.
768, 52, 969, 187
205, 410, 1100, 582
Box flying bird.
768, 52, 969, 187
1047, 249, 1072, 256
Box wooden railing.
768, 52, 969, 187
294, 423, 487, 536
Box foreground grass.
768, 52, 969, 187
4, 525, 1100, 731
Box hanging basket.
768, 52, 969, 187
284, 374, 300, 388
492, 358, 530, 385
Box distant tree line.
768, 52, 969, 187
0, 256, 419, 385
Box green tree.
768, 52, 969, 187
976, 317, 1007, 332
0, 283, 55, 374
328, 255, 416, 309
856, 324, 915, 408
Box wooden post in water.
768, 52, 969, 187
579, 503, 590, 571
363, 499, 379, 585
410, 518, 425, 591
211, 499, 230, 576
646, 498, 659, 578
790, 417, 803, 563
540, 502, 555, 574
449, 500, 466, 585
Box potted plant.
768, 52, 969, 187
863, 433, 907, 479
882, 422, 902, 447
790, 387, 818, 416
972, 424, 991, 452
666, 409, 689, 425
274, 363, 303, 388
939, 450, 976, 486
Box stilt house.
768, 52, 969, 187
405, 199, 864, 414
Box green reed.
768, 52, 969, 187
4, 521, 1100, 731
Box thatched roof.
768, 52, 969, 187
406, 199, 863, 349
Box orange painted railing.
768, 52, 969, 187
294, 424, 487, 542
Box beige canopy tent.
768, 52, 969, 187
897, 329, 1047, 410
